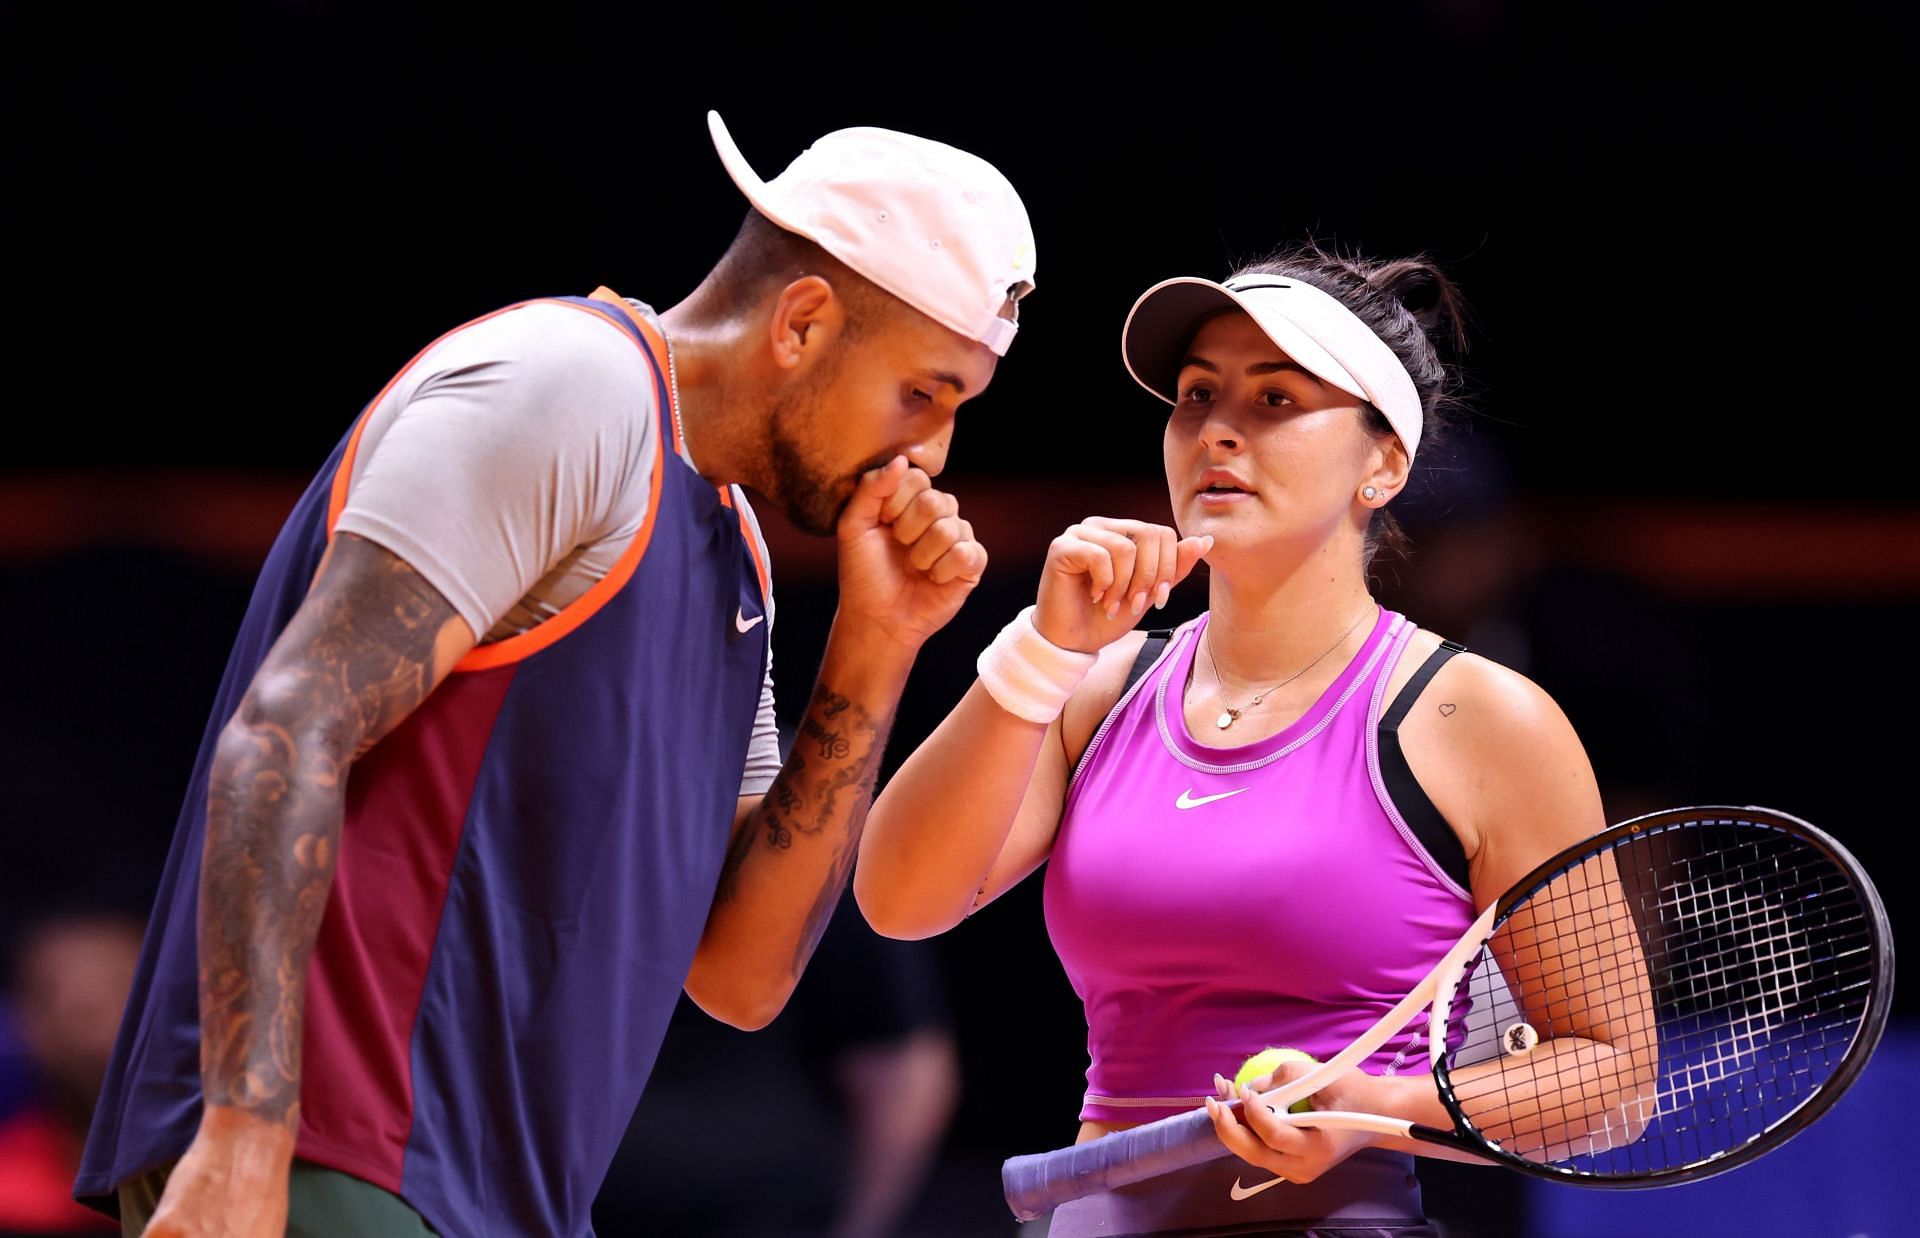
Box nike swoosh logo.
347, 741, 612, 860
1229, 1175, 1286, 1201
734, 609, 765, 634
1176, 787, 1248, 810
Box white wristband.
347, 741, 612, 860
976, 606, 1097, 724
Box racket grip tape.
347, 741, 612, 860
1001, 1104, 1227, 1220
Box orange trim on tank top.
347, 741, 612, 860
714, 488, 773, 604
325, 290, 679, 673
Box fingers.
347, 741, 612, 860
878, 479, 983, 585
840, 456, 911, 529
1070, 525, 1140, 618
1120, 526, 1168, 618
1207, 1084, 1335, 1181
910, 516, 987, 584
888, 481, 960, 546
885, 507, 1207, 619
1173, 534, 1214, 586
1204, 1094, 1290, 1176
1072, 519, 1209, 617
1047, 529, 1118, 602
1235, 1083, 1312, 1152
850, 466, 985, 589
879, 464, 936, 526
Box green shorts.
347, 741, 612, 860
117, 1158, 438, 1237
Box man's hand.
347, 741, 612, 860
140, 1106, 294, 1238
834, 457, 987, 651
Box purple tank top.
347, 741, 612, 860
1045, 608, 1475, 1123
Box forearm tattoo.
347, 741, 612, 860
716, 682, 892, 977
199, 535, 456, 1127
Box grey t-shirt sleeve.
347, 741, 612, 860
334, 302, 652, 643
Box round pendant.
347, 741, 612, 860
1216, 711, 1235, 730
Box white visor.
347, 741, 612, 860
1121, 275, 1422, 460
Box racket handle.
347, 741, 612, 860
1001, 1105, 1226, 1221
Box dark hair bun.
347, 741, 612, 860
1366, 259, 1470, 354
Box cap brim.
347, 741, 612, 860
707, 111, 808, 237
1121, 277, 1368, 408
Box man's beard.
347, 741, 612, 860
765, 381, 855, 536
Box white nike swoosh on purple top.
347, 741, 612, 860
1176, 787, 1249, 810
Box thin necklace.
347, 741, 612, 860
660, 324, 685, 449
1203, 606, 1374, 731
638, 303, 686, 450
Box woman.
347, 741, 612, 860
856, 246, 1609, 1235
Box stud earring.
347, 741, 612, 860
1362, 486, 1379, 501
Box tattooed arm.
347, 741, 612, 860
685, 658, 909, 1029
684, 458, 984, 1030
145, 533, 474, 1238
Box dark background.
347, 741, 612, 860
3, 2, 1914, 1234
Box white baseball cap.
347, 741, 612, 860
1122, 274, 1423, 461
707, 111, 1036, 356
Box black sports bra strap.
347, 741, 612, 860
1123, 630, 1174, 697
1382, 639, 1467, 730
1378, 638, 1472, 892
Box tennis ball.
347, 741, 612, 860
1233, 1047, 1317, 1113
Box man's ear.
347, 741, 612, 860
766, 275, 844, 372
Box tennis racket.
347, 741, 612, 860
1003, 805, 1893, 1220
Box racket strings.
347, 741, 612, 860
1441, 817, 1876, 1177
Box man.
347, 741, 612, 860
77, 111, 1035, 1237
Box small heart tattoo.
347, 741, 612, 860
1438, 703, 1457, 716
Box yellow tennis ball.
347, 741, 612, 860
1233, 1047, 1317, 1113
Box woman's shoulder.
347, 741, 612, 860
1428, 644, 1567, 740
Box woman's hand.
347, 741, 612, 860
1033, 517, 1210, 653
1204, 1059, 1383, 1184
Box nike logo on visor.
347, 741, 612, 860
1176, 787, 1248, 810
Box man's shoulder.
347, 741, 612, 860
402, 299, 662, 446
442, 298, 654, 367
